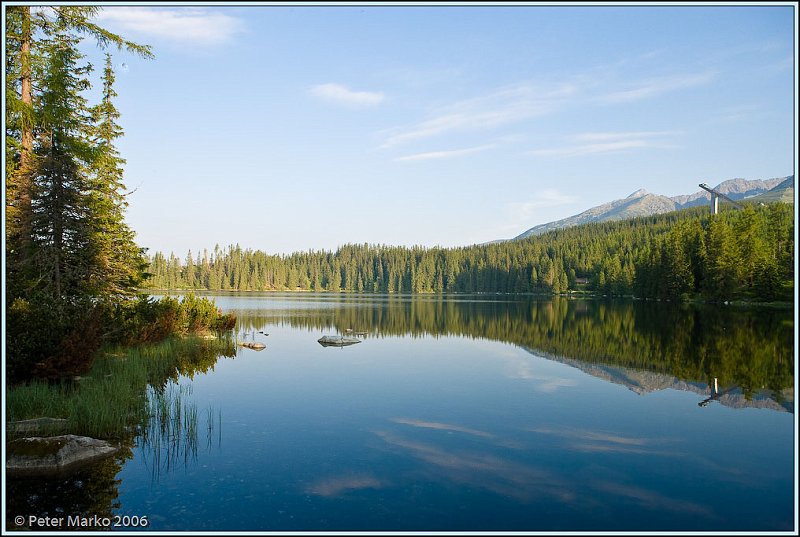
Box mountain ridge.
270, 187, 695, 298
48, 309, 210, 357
512, 175, 793, 241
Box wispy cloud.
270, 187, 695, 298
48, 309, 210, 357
532, 140, 648, 158
307, 474, 385, 497
495, 189, 579, 236
590, 481, 713, 516
599, 71, 716, 104
508, 358, 579, 393
713, 104, 766, 124
395, 144, 495, 162
509, 189, 578, 212
95, 7, 244, 45
374, 430, 575, 503
309, 83, 385, 108
527, 426, 685, 456
381, 82, 576, 147
531, 130, 677, 158
528, 427, 652, 447
392, 418, 494, 438
573, 130, 680, 142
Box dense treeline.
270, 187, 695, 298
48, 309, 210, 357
145, 203, 793, 302
5, 7, 233, 383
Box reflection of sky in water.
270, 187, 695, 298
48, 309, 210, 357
113, 296, 794, 532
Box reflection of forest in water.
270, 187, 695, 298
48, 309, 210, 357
7, 337, 235, 530
7, 297, 793, 529
234, 296, 794, 400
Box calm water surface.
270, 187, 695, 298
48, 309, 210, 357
9, 294, 796, 532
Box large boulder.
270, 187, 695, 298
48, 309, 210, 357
7, 435, 118, 476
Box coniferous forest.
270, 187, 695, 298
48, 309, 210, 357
144, 202, 794, 303
5, 7, 234, 383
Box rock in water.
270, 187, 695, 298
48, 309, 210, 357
239, 342, 266, 350
317, 336, 362, 347
7, 435, 118, 475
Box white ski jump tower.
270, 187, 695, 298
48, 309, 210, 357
698, 183, 743, 215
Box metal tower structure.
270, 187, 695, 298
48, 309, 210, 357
698, 183, 743, 215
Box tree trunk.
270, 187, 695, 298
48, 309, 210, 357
17, 6, 34, 247
20, 7, 32, 161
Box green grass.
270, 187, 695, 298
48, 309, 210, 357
7, 335, 235, 440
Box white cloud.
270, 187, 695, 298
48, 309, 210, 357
381, 82, 576, 147
599, 71, 716, 104
713, 104, 766, 124
395, 144, 495, 162
573, 130, 680, 142
496, 190, 579, 235
511, 189, 578, 212
95, 7, 244, 45
531, 140, 649, 158
309, 83, 385, 108
531, 130, 677, 158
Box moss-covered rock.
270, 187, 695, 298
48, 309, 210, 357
7, 435, 118, 476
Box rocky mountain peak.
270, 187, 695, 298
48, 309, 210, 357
627, 188, 649, 199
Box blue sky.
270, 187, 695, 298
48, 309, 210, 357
74, 3, 795, 257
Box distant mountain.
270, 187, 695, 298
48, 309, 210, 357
670, 176, 791, 208
512, 175, 792, 241
513, 189, 678, 240
747, 176, 795, 204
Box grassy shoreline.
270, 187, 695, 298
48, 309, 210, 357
7, 335, 236, 441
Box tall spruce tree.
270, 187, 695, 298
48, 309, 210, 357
30, 23, 95, 300
87, 53, 147, 301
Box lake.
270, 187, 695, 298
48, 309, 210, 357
7, 293, 796, 532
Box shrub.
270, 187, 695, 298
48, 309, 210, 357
7, 296, 103, 383
8, 293, 236, 384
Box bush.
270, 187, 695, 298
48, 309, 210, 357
8, 293, 236, 384
106, 294, 235, 345
7, 296, 103, 383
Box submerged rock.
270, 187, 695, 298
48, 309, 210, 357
7, 435, 118, 476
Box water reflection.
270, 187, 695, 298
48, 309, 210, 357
307, 474, 385, 497
6, 445, 132, 530
14, 294, 789, 532
527, 426, 678, 456
6, 336, 234, 528
139, 383, 223, 483
225, 295, 793, 409
374, 429, 577, 504
391, 418, 495, 438
374, 417, 724, 526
